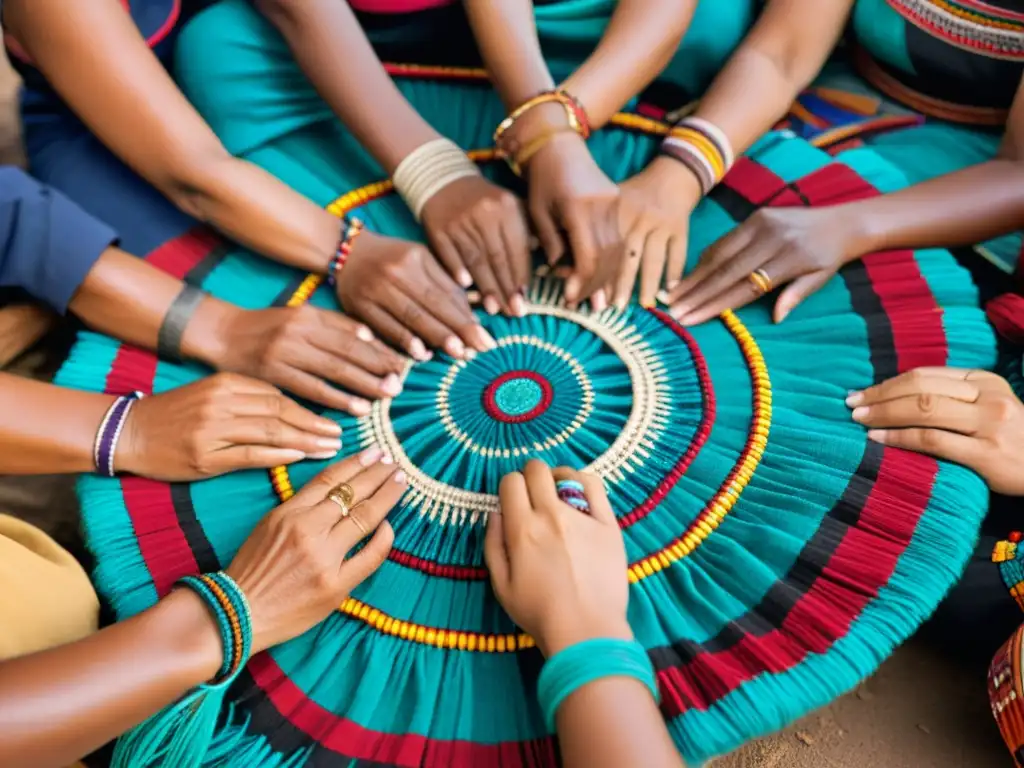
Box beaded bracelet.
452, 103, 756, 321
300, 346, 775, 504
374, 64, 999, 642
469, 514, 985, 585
659, 116, 735, 196
392, 138, 482, 221
537, 637, 659, 732
327, 217, 365, 287
92, 391, 144, 477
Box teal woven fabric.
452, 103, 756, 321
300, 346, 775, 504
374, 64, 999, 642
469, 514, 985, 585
53, 2, 998, 765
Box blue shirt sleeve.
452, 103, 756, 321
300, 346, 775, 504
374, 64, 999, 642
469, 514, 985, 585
0, 166, 118, 314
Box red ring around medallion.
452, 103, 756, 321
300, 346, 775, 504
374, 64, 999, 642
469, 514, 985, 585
482, 370, 554, 423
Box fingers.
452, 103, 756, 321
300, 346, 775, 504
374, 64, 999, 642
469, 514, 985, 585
315, 312, 405, 376
479, 217, 519, 313
523, 459, 560, 510
225, 388, 340, 438
452, 227, 503, 315
422, 258, 497, 354
577, 472, 615, 525
222, 416, 342, 460
203, 445, 307, 474
498, 470, 531, 546
338, 521, 395, 588
848, 370, 982, 409
668, 224, 758, 310
563, 207, 600, 306
638, 231, 670, 309
293, 446, 384, 504
671, 272, 766, 326
358, 303, 431, 362
665, 226, 689, 292
332, 466, 408, 552
613, 230, 646, 310
432, 231, 473, 290
773, 271, 831, 324
484, 505, 511, 593
274, 358, 377, 416
851, 394, 983, 435
867, 427, 984, 467
500, 198, 533, 293
531, 202, 565, 267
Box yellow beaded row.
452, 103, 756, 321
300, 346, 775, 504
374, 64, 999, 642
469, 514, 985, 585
930, 0, 1023, 32
341, 597, 536, 652
994, 540, 1018, 563
627, 309, 771, 583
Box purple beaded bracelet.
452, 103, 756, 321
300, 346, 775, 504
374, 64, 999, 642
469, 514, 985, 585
93, 391, 144, 477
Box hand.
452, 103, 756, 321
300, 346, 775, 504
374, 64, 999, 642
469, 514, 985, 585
613, 157, 702, 309
666, 206, 863, 326
195, 303, 405, 415
337, 232, 496, 361
421, 175, 532, 317
117, 373, 343, 481
485, 461, 632, 657
525, 132, 624, 309
848, 367, 1024, 495
225, 447, 405, 653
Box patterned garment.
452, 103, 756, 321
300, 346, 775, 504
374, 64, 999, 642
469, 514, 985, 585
991, 623, 1024, 766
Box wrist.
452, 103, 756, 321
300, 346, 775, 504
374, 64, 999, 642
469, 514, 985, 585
538, 614, 634, 658
150, 588, 225, 684
642, 155, 704, 207
522, 130, 590, 176
838, 202, 882, 264
180, 296, 241, 369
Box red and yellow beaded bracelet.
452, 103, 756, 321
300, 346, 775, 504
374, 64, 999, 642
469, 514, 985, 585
327, 217, 365, 288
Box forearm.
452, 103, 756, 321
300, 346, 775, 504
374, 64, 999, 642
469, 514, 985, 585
0, 590, 220, 768
557, 678, 683, 768
0, 374, 116, 475
255, 0, 440, 174
560, 0, 695, 128
845, 159, 1024, 257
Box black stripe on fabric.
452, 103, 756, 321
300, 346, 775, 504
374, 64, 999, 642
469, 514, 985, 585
647, 441, 884, 670
185, 243, 229, 288
838, 260, 899, 383
271, 275, 310, 309
170, 482, 220, 573
707, 184, 758, 223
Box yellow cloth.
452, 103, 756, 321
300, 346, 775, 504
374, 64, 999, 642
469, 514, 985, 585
0, 514, 98, 660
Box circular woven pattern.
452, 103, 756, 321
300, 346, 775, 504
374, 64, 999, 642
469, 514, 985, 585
57, 102, 996, 765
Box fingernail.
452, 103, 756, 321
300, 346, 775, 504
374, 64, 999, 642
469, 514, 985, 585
394, 470, 407, 483
615, 299, 627, 311
316, 438, 343, 452
317, 419, 342, 436
381, 453, 394, 465
511, 294, 526, 317
279, 449, 306, 463
477, 327, 497, 351
409, 338, 431, 361
565, 279, 579, 302
350, 399, 372, 415
381, 374, 402, 396
667, 280, 679, 291
306, 451, 338, 460
592, 290, 608, 312
851, 406, 868, 422
356, 325, 374, 342
656, 290, 670, 305
483, 295, 500, 315
678, 314, 694, 326
528, 235, 540, 250
640, 299, 655, 310
445, 336, 466, 358
867, 429, 886, 442
457, 269, 473, 288
464, 348, 477, 360
359, 446, 383, 466
673, 305, 689, 317
845, 391, 863, 407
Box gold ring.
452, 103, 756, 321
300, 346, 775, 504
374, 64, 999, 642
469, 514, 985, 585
327, 482, 356, 516
748, 268, 772, 296
348, 511, 370, 536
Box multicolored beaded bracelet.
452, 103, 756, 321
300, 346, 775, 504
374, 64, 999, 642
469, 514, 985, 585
659, 116, 735, 197
327, 217, 365, 288
92, 391, 144, 478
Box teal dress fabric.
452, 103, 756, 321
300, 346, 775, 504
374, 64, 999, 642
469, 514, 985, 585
52, 1, 1001, 765
805, 0, 1023, 274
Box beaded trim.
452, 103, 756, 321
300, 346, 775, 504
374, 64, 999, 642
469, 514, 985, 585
993, 532, 1024, 612
884, 0, 1024, 60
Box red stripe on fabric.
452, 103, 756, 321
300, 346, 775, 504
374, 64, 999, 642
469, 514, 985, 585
721, 157, 792, 205
247, 653, 556, 766
659, 448, 937, 714
120, 477, 199, 597
145, 227, 222, 278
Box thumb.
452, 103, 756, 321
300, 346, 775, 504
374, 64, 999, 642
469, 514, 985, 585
774, 271, 830, 323
484, 507, 510, 594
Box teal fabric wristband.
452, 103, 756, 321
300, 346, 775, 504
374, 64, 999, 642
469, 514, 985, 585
537, 638, 659, 732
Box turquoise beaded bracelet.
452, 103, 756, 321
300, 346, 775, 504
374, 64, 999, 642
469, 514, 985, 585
537, 637, 659, 732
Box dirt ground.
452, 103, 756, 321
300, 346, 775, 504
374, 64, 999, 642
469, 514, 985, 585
0, 41, 1012, 768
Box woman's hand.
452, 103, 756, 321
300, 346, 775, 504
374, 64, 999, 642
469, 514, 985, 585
337, 232, 496, 361
848, 367, 1024, 495
525, 133, 625, 310
117, 373, 343, 481
666, 206, 863, 325
485, 461, 632, 657
613, 157, 702, 309
225, 447, 405, 653
420, 176, 532, 317
198, 304, 405, 416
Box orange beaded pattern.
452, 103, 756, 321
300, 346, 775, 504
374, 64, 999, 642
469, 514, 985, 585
198, 574, 245, 674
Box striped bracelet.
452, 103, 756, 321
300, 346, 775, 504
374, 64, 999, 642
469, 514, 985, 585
327, 216, 365, 287
92, 391, 144, 477
392, 138, 481, 221
177, 572, 254, 681
659, 116, 735, 196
